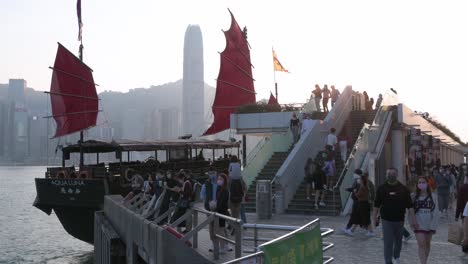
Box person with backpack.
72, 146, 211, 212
228, 156, 244, 220
411, 176, 439, 264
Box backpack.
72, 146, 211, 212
229, 179, 244, 203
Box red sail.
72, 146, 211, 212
268, 92, 279, 106
203, 10, 256, 135
50, 43, 98, 137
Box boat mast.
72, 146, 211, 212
79, 42, 84, 169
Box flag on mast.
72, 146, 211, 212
77, 0, 83, 41
272, 49, 289, 73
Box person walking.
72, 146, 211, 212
411, 176, 439, 264
313, 84, 322, 112
456, 175, 468, 222
290, 112, 301, 143
436, 166, 452, 217
322, 84, 331, 112
342, 169, 363, 236
354, 173, 376, 236
338, 134, 349, 162
304, 158, 315, 200
212, 173, 231, 254
331, 85, 340, 107
312, 160, 327, 209
169, 172, 193, 232
373, 168, 417, 264
228, 156, 244, 220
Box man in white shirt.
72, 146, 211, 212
301, 115, 314, 135
326, 128, 338, 151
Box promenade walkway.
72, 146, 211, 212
241, 208, 467, 264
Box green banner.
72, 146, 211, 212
260, 224, 323, 264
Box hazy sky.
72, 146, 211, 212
2, 0, 468, 141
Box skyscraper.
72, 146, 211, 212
182, 24, 204, 137
7, 79, 29, 162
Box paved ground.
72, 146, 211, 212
241, 207, 468, 264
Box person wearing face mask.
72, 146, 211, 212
153, 171, 166, 200
435, 166, 452, 216
169, 172, 193, 232
211, 173, 231, 254
456, 175, 468, 222
157, 170, 177, 224
200, 167, 218, 212
341, 169, 363, 236
411, 176, 438, 264
373, 168, 417, 264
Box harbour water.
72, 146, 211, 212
0, 166, 93, 264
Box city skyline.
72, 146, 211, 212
2, 0, 468, 141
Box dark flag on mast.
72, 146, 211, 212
77, 0, 83, 41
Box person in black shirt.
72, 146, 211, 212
290, 112, 300, 143
373, 168, 417, 264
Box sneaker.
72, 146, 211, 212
224, 245, 233, 252
342, 228, 354, 236
403, 234, 412, 243
319, 201, 326, 207
306, 196, 311, 200
393, 258, 400, 264
366, 231, 376, 237
314, 203, 319, 209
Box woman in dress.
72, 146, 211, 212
411, 176, 438, 264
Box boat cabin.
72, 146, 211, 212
46, 139, 240, 182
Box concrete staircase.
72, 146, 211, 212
285, 110, 377, 216
346, 110, 377, 147
285, 156, 344, 216
243, 151, 290, 213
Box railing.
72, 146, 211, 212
242, 132, 294, 190
222, 219, 334, 264
273, 86, 354, 213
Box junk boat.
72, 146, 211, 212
34, 138, 239, 244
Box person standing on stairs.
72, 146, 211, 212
322, 84, 331, 112
331, 85, 340, 107
312, 160, 327, 209
290, 112, 301, 143
305, 158, 315, 200
338, 134, 350, 162
313, 84, 322, 112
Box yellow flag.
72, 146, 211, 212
273, 49, 289, 72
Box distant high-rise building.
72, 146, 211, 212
182, 24, 204, 137
159, 108, 180, 139
7, 79, 29, 162
8, 79, 26, 103
0, 101, 6, 156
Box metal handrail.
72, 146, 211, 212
223, 219, 335, 264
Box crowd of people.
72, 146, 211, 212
122, 155, 248, 254
309, 83, 383, 112
338, 163, 468, 264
